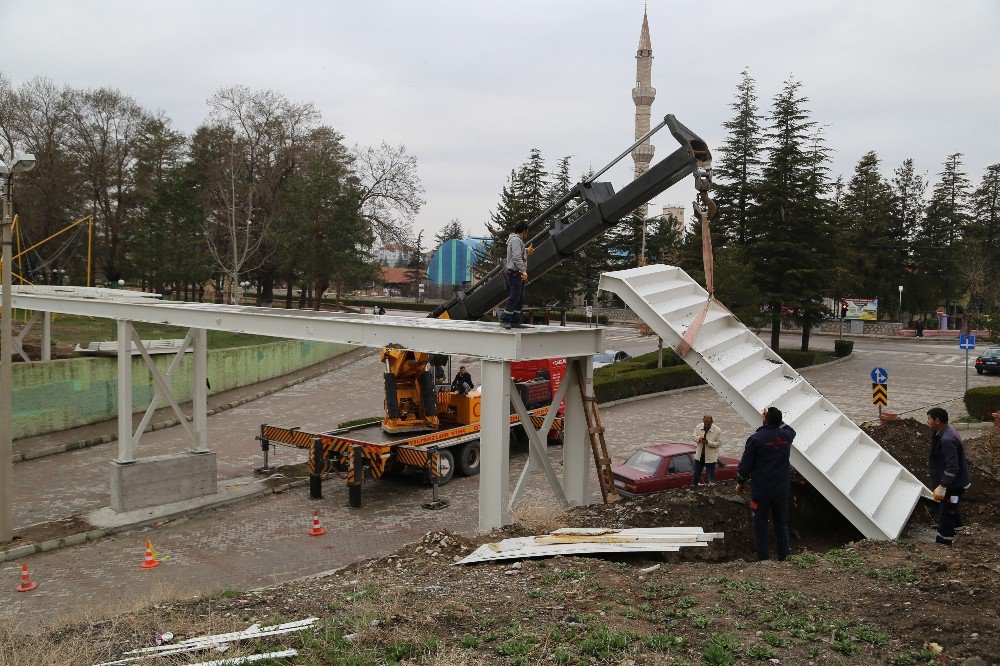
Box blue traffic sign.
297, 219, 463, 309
960, 334, 976, 350
871, 367, 889, 384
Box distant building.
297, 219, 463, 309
631, 7, 655, 220
376, 244, 412, 267
427, 238, 486, 286
661, 205, 685, 232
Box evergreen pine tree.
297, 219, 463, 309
747, 77, 836, 351
913, 153, 972, 317
967, 163, 1000, 312
890, 159, 927, 317
404, 230, 426, 299
434, 219, 465, 246
841, 151, 901, 319
714, 68, 765, 247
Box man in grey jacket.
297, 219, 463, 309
501, 221, 529, 329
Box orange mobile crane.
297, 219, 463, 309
255, 115, 712, 508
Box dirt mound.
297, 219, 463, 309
866, 419, 1000, 529
398, 529, 475, 561
557, 477, 857, 561
966, 426, 1000, 479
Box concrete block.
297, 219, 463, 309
4, 544, 37, 560
63, 533, 87, 547
110, 452, 218, 513
39, 538, 62, 552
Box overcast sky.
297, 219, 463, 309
2, 1, 998, 241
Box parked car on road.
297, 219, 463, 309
593, 350, 631, 369
612, 443, 740, 497
975, 347, 1000, 375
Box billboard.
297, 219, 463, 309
840, 298, 878, 321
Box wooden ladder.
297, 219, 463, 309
573, 363, 620, 503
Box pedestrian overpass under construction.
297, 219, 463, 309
4, 285, 604, 531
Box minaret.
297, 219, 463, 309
632, 6, 655, 258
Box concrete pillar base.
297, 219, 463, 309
110, 452, 218, 513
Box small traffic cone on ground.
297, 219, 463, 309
308, 510, 326, 537
15, 563, 38, 592
140, 540, 160, 569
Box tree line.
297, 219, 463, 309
0, 76, 424, 306
481, 70, 1000, 350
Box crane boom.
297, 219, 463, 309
430, 114, 710, 321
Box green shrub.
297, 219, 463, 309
834, 339, 854, 357
777, 349, 818, 368
594, 365, 704, 403
963, 386, 1000, 420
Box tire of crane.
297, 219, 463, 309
423, 449, 455, 486
455, 441, 481, 476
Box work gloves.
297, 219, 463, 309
521, 272, 528, 281
932, 485, 947, 502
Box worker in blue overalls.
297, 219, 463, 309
735, 406, 796, 561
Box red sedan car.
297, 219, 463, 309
612, 443, 740, 497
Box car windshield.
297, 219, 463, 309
624, 450, 663, 474
594, 353, 615, 363
984, 349, 1000, 358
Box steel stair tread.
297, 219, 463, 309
597, 264, 930, 540
850, 460, 902, 516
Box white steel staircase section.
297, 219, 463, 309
599, 264, 928, 540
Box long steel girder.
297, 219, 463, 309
6, 290, 604, 362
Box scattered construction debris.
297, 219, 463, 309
184, 649, 298, 666
94, 618, 317, 665
457, 527, 723, 564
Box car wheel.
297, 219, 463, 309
976, 369, 984, 375
456, 441, 480, 476
423, 449, 455, 485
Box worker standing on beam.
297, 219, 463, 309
500, 221, 529, 329
734, 407, 795, 561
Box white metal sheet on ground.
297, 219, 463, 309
456, 527, 724, 564
598, 265, 929, 540
186, 650, 299, 666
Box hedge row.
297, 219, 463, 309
594, 365, 704, 403
593, 346, 846, 403
963, 387, 1000, 421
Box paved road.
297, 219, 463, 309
1, 333, 995, 628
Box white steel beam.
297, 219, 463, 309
479, 359, 511, 531
562, 356, 592, 506
116, 320, 135, 464
8, 291, 603, 362
191, 328, 208, 453
131, 331, 192, 444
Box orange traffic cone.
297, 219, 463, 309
308, 510, 326, 537
15, 563, 38, 592
140, 540, 160, 569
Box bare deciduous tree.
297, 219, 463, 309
198, 86, 321, 303
352, 142, 425, 244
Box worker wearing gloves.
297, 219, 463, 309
926, 407, 971, 546
734, 407, 796, 561
691, 414, 723, 486
501, 221, 530, 329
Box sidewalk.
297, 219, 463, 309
11, 346, 372, 463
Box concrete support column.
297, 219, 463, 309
479, 359, 511, 531
116, 319, 134, 464
40, 311, 51, 361
563, 355, 592, 506
190, 327, 209, 453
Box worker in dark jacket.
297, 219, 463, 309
452, 366, 474, 396
926, 407, 971, 545
735, 406, 796, 561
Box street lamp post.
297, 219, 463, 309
2, 153, 37, 542
898, 285, 904, 325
